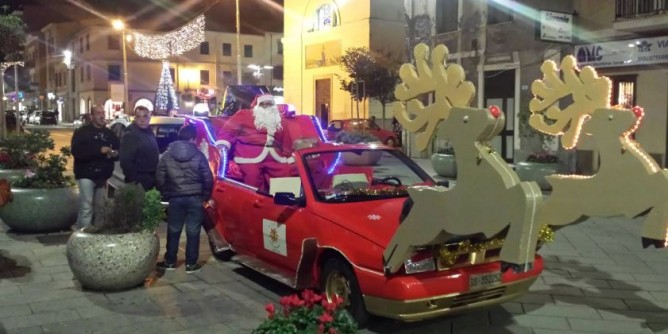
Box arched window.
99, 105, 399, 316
314, 4, 337, 31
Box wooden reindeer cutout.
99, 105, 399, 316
383, 43, 543, 274
531, 56, 668, 247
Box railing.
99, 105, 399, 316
616, 0, 668, 18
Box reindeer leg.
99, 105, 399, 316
383, 232, 416, 275
640, 205, 668, 249
499, 182, 543, 273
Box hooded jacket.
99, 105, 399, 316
156, 140, 213, 200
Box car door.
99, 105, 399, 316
249, 178, 310, 272
213, 179, 259, 256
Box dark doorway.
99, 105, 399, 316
315, 78, 331, 128
484, 69, 515, 162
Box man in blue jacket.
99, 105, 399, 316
71, 105, 120, 229
155, 124, 213, 273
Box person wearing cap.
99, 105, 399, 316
215, 94, 293, 189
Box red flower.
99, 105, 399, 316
319, 312, 333, 324
264, 303, 275, 319
329, 328, 338, 334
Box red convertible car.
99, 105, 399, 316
186, 114, 543, 325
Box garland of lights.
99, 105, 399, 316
131, 15, 205, 60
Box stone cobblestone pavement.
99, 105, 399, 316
1, 159, 668, 333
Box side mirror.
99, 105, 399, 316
274, 192, 303, 206
436, 180, 450, 188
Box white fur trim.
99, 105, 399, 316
214, 140, 231, 149
234, 147, 294, 164
256, 94, 274, 104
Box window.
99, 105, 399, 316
87, 64, 91, 81
80, 66, 84, 82
610, 75, 636, 109
277, 40, 283, 55
314, 4, 337, 31
108, 65, 121, 81
200, 41, 209, 55
487, 0, 513, 25
108, 35, 120, 50
86, 34, 90, 50
244, 45, 253, 58
273, 65, 283, 80
436, 0, 459, 33
222, 43, 232, 56
79, 37, 83, 53
200, 70, 209, 85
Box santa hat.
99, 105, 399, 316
256, 94, 274, 104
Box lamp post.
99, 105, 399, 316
247, 64, 273, 86
112, 19, 130, 115
63, 50, 76, 123
236, 0, 242, 84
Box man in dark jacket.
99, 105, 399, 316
120, 106, 160, 190
155, 124, 213, 273
71, 105, 120, 229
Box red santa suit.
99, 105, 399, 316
215, 95, 293, 189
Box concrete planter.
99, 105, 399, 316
515, 162, 559, 191
67, 229, 160, 291
0, 168, 29, 183
431, 153, 457, 178
0, 186, 78, 233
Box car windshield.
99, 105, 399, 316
303, 149, 432, 203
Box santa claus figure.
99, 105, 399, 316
215, 94, 293, 189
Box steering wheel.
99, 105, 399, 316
376, 176, 402, 186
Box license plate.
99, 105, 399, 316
469, 271, 501, 290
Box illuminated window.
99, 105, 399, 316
610, 75, 636, 109
314, 4, 337, 31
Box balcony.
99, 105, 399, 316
614, 0, 668, 32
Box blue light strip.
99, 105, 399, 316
310, 115, 328, 142
327, 153, 341, 175
186, 116, 227, 178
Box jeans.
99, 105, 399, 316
76, 178, 106, 228
164, 195, 203, 265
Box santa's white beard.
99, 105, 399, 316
253, 105, 282, 136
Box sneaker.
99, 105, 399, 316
185, 264, 202, 274
156, 261, 176, 271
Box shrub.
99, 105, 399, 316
335, 131, 378, 144
13, 146, 73, 188
89, 183, 165, 234
0, 130, 54, 169
253, 290, 358, 334
526, 151, 559, 164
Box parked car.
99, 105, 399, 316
188, 114, 544, 326
28, 111, 42, 125
326, 119, 400, 146
40, 111, 58, 125
106, 116, 186, 200
72, 114, 90, 129
5, 110, 23, 133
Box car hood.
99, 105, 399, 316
312, 198, 405, 248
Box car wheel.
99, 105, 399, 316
384, 138, 396, 147
321, 257, 370, 327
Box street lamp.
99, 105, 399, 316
112, 19, 130, 115
247, 64, 273, 85
63, 50, 76, 123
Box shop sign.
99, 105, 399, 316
575, 36, 668, 68
540, 11, 572, 43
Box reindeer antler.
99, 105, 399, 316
529, 55, 611, 149
393, 43, 475, 151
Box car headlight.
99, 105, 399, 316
404, 255, 436, 275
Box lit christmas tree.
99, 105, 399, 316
154, 60, 178, 115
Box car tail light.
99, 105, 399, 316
404, 250, 436, 274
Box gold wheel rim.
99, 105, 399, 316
325, 270, 351, 307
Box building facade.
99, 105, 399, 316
31, 19, 283, 122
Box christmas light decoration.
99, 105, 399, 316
154, 61, 179, 114
131, 15, 205, 60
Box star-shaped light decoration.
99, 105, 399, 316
367, 214, 381, 221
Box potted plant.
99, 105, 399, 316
431, 144, 456, 178
0, 146, 78, 233
335, 130, 383, 166
0, 130, 54, 182
253, 289, 358, 334
66, 183, 164, 291
515, 150, 560, 191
